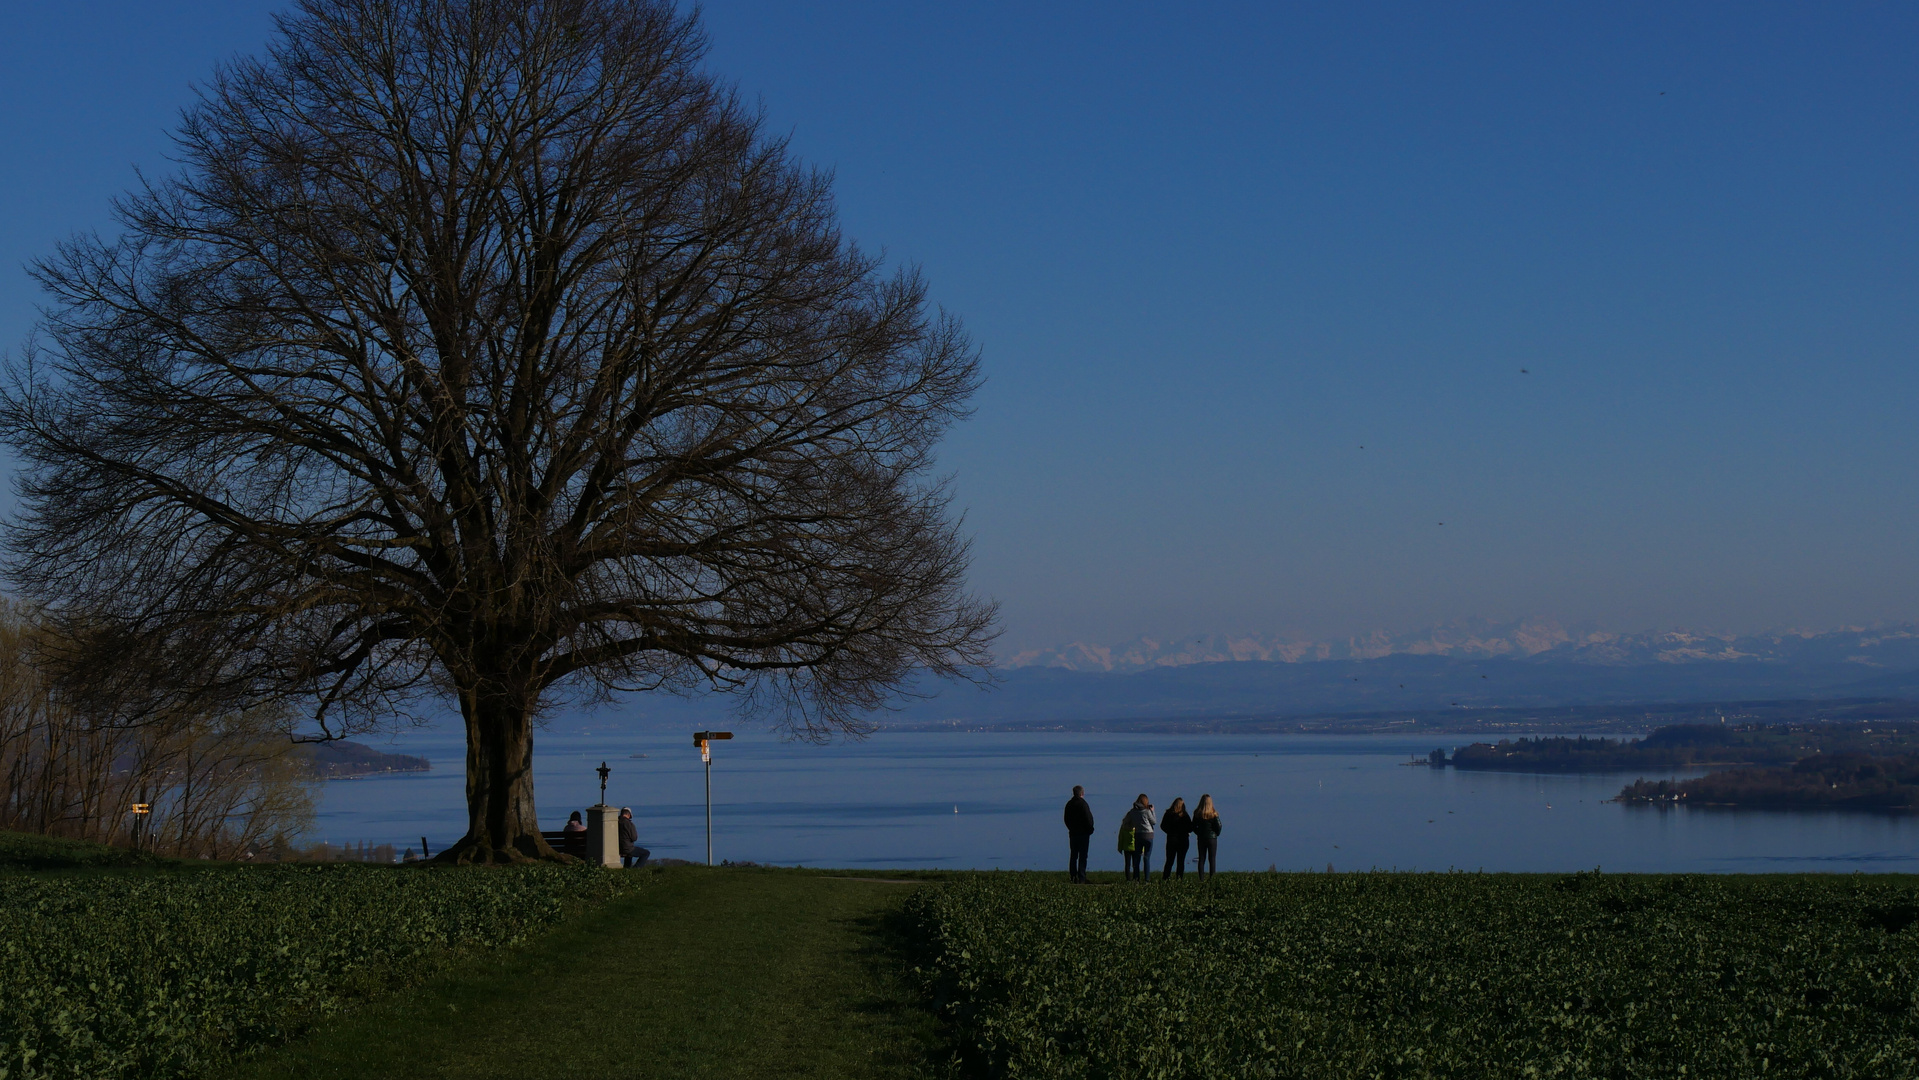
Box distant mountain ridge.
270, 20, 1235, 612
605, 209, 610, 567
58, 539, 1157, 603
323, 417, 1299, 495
1003, 620, 1919, 673
440, 620, 1919, 739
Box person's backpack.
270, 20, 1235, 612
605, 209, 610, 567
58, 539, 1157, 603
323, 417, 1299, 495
1117, 825, 1136, 852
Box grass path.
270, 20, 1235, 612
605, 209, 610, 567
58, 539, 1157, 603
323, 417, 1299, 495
221, 868, 941, 1080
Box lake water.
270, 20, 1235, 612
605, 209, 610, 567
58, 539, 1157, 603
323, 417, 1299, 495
312, 730, 1919, 873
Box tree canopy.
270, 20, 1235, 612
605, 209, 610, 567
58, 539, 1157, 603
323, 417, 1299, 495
1, 0, 995, 861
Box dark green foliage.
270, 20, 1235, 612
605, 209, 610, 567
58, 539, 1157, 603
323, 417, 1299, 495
909, 873, 1919, 1078
0, 828, 175, 871
1622, 754, 1919, 809
0, 863, 637, 1079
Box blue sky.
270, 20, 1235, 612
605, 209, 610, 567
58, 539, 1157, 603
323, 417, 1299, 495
3, 3, 1917, 651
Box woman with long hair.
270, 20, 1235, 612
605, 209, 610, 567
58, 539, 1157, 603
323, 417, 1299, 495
1192, 794, 1221, 880
1159, 797, 1192, 880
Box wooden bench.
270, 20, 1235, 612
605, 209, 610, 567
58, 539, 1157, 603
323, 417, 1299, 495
540, 829, 589, 859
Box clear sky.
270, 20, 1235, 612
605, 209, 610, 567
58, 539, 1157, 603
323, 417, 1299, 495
3, 3, 1917, 652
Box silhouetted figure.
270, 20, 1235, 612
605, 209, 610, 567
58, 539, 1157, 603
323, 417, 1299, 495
1064, 785, 1095, 883
1159, 798, 1192, 880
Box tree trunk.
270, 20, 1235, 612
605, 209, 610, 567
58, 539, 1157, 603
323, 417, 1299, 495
437, 682, 562, 864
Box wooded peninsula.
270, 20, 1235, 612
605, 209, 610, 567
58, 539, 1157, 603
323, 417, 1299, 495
1445, 722, 1919, 771
1436, 723, 1919, 810
1617, 755, 1919, 810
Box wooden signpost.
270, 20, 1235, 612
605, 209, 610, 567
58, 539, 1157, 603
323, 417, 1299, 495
129, 802, 151, 852
693, 731, 732, 865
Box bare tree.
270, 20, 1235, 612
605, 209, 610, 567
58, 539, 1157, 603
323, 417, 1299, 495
0, 603, 316, 857
1, 0, 995, 862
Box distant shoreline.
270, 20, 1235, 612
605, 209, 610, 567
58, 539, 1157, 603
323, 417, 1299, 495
296, 741, 432, 780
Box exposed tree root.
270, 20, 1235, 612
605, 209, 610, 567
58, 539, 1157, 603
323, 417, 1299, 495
430, 833, 574, 866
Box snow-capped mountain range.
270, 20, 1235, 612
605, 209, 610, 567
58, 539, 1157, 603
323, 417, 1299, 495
1003, 620, 1919, 673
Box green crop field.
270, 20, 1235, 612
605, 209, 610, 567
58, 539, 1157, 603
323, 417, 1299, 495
909, 872, 1919, 1079
12, 833, 1919, 1080
0, 841, 638, 1080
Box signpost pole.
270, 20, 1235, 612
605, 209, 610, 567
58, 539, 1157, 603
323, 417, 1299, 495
693, 731, 731, 868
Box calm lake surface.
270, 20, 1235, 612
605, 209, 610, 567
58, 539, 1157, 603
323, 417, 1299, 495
313, 730, 1919, 873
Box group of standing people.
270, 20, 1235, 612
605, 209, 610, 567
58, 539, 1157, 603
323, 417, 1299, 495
1062, 786, 1221, 883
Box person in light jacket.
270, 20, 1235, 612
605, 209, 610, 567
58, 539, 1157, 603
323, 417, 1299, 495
560, 809, 588, 859
1121, 794, 1156, 883
1064, 785, 1096, 883
1192, 794, 1222, 880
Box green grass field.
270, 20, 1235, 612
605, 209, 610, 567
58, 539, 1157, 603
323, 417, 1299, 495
220, 868, 944, 1080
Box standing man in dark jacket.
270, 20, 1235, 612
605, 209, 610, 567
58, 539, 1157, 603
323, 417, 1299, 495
1064, 786, 1095, 883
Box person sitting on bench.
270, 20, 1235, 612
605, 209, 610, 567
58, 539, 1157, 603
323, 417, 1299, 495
561, 810, 588, 857
618, 807, 649, 869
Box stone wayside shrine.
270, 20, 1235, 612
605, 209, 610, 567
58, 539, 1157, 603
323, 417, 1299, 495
583, 805, 620, 868
581, 761, 620, 867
